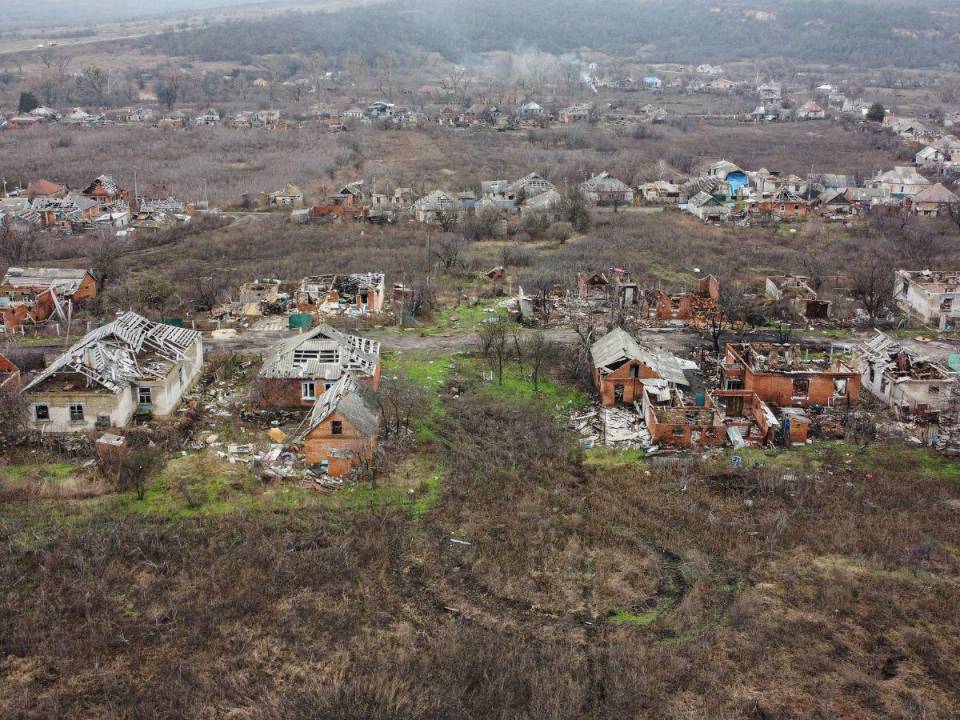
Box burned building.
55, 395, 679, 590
655, 275, 719, 322
591, 328, 694, 406
858, 332, 955, 419
765, 274, 830, 320
22, 312, 203, 433
257, 325, 380, 408
642, 380, 725, 449
295, 273, 385, 315
577, 269, 641, 309
722, 343, 860, 408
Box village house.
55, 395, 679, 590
32, 193, 99, 229
907, 183, 959, 217
517, 101, 545, 118
638, 180, 681, 204
82, 175, 129, 208
0, 353, 20, 390
858, 331, 955, 420
1, 267, 97, 332
708, 78, 737, 92
722, 342, 860, 408
194, 109, 221, 126
758, 82, 782, 102
257, 325, 380, 409
655, 275, 720, 322
746, 187, 810, 219
870, 166, 931, 199
712, 389, 785, 446
558, 103, 593, 123
26, 179, 67, 201
413, 190, 460, 225
295, 273, 385, 315
796, 101, 826, 120
591, 328, 693, 407
262, 184, 304, 209
297, 373, 380, 477
580, 172, 635, 207
521, 187, 562, 218
686, 191, 727, 220
765, 274, 830, 320
21, 312, 203, 433
895, 269, 960, 330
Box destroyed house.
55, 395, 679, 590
82, 175, 129, 208
591, 328, 692, 407
655, 276, 719, 322
642, 380, 725, 449
580, 172, 635, 207
22, 312, 203, 433
239, 279, 282, 306
722, 343, 860, 408
295, 273, 385, 315
1, 267, 97, 332
895, 270, 960, 330
257, 324, 381, 408
712, 390, 784, 446
765, 275, 830, 320
31, 193, 99, 228
298, 373, 380, 476
0, 353, 20, 390
858, 332, 955, 418
577, 269, 641, 308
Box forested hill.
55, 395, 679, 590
145, 0, 960, 68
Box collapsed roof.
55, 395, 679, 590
301, 373, 379, 438
259, 324, 380, 380
1, 267, 92, 295
591, 328, 694, 386
23, 312, 202, 394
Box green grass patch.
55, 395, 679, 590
584, 446, 647, 469
1, 463, 78, 485
609, 608, 659, 625
418, 301, 504, 336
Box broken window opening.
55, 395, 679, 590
69, 404, 85, 423
35, 404, 50, 421
614, 383, 625, 402
792, 378, 810, 398
331, 421, 343, 435
302, 381, 316, 401
138, 386, 153, 405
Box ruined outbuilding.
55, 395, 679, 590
642, 380, 724, 449
655, 275, 720, 323
765, 274, 830, 320
1, 267, 98, 332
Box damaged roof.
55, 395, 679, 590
1, 267, 93, 294
259, 324, 380, 380
591, 328, 692, 386
23, 311, 201, 394
302, 373, 379, 438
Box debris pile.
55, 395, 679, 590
569, 404, 654, 450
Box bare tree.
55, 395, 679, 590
524, 331, 550, 391
518, 270, 562, 327
431, 233, 466, 272
0, 218, 36, 265
377, 370, 431, 440
0, 381, 29, 450
114, 446, 165, 501
850, 256, 896, 323
478, 316, 510, 385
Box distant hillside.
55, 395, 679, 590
2, 0, 304, 29
143, 0, 960, 69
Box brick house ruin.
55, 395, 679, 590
1, 267, 98, 332
591, 328, 693, 407
257, 325, 381, 409
298, 373, 380, 476
21, 312, 203, 433
295, 273, 385, 315
722, 342, 860, 408
655, 275, 719, 322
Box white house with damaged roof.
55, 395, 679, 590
21, 312, 203, 433
580, 172, 635, 207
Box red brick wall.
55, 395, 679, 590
594, 360, 661, 406
303, 411, 378, 476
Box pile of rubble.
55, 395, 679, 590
569, 404, 655, 451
